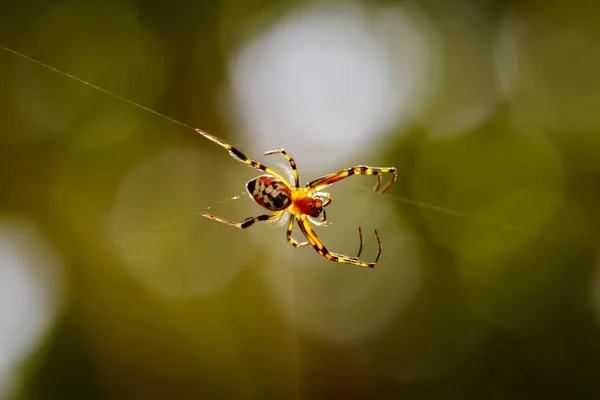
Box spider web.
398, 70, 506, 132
0, 43, 588, 253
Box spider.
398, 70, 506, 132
196, 129, 397, 268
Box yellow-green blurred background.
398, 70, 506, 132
2, 0, 600, 398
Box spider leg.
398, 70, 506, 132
356, 227, 364, 258
264, 149, 300, 188
297, 217, 381, 268
201, 210, 285, 229
286, 216, 309, 247
195, 129, 289, 184
307, 166, 397, 193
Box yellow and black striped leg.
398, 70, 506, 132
286, 217, 309, 247
307, 166, 397, 193
195, 129, 288, 182
264, 149, 299, 188
297, 217, 381, 268
201, 210, 284, 229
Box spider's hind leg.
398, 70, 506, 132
195, 129, 288, 182
264, 149, 300, 188
201, 210, 284, 229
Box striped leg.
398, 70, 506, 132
286, 217, 309, 247
201, 210, 285, 229
296, 217, 382, 268
307, 166, 397, 193
264, 149, 299, 188
195, 129, 289, 183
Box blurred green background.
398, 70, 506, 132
2, 0, 600, 398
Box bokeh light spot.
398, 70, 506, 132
0, 216, 64, 398
224, 1, 434, 172
412, 120, 563, 259
111, 148, 253, 298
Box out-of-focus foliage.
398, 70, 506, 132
1, 0, 600, 398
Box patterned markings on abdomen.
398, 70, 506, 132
246, 175, 292, 211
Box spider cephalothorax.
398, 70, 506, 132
196, 129, 396, 268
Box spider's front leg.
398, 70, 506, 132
201, 210, 285, 229
286, 216, 309, 248
307, 165, 397, 193
297, 217, 382, 268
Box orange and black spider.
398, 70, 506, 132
196, 129, 396, 268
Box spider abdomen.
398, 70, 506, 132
247, 175, 292, 211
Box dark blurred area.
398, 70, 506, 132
2, 0, 600, 398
